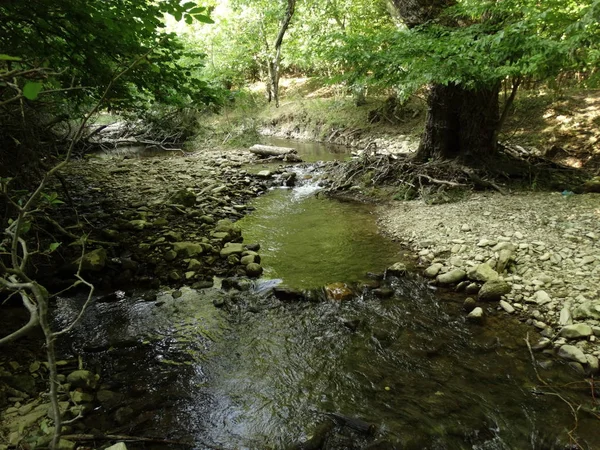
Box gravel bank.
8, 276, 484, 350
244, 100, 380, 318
377, 191, 600, 373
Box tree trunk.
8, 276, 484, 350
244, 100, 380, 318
414, 83, 499, 163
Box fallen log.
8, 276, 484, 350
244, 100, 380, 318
249, 144, 297, 157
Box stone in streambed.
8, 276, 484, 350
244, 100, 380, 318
559, 324, 593, 339
463, 297, 477, 312
572, 302, 600, 320
424, 263, 443, 278
220, 243, 244, 257
170, 189, 196, 207
467, 263, 498, 282
478, 280, 510, 302
173, 242, 203, 257
467, 307, 485, 324
245, 263, 263, 277
240, 254, 260, 265
557, 345, 587, 364
66, 370, 97, 390
373, 287, 394, 299
387, 262, 407, 277
325, 282, 353, 301
436, 269, 466, 285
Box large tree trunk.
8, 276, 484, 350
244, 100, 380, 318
414, 83, 499, 163
389, 0, 501, 163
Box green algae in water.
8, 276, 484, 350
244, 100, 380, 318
238, 188, 403, 289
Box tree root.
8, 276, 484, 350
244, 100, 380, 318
326, 143, 591, 202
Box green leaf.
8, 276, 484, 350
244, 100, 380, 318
194, 14, 214, 24
48, 242, 61, 253
23, 82, 43, 100
0, 54, 21, 61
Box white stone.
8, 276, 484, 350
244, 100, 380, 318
559, 324, 593, 339
499, 300, 515, 314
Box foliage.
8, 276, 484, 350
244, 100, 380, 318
330, 0, 600, 100
0, 0, 217, 109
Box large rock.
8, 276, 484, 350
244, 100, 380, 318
559, 324, 593, 339
557, 345, 587, 364
572, 302, 600, 320
173, 242, 203, 258
467, 263, 499, 282
478, 280, 510, 302
436, 269, 466, 285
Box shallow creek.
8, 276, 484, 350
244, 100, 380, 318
55, 140, 598, 449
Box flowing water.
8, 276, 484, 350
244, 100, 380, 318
55, 140, 599, 449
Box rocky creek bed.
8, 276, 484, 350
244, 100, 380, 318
1, 143, 600, 449
378, 191, 600, 375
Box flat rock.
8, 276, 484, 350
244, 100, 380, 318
220, 243, 244, 257
559, 324, 593, 339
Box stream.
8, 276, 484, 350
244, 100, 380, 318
54, 139, 599, 449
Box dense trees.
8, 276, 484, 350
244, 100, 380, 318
189, 0, 599, 163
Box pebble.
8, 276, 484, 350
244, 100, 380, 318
499, 300, 515, 313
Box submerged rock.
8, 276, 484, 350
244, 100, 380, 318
386, 262, 407, 277
325, 282, 353, 301
557, 345, 587, 364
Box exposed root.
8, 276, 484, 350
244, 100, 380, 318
325, 143, 591, 203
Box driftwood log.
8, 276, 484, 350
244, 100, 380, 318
249, 144, 302, 162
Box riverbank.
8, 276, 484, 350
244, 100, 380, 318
377, 191, 600, 374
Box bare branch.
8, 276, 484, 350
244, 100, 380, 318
0, 291, 39, 346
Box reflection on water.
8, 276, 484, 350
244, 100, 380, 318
261, 135, 352, 162
56, 281, 599, 449
237, 186, 403, 289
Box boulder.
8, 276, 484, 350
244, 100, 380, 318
467, 263, 499, 282
478, 280, 510, 302
463, 297, 477, 312
214, 219, 242, 240
436, 269, 466, 285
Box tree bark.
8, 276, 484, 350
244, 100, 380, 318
414, 83, 499, 163
269, 0, 296, 107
